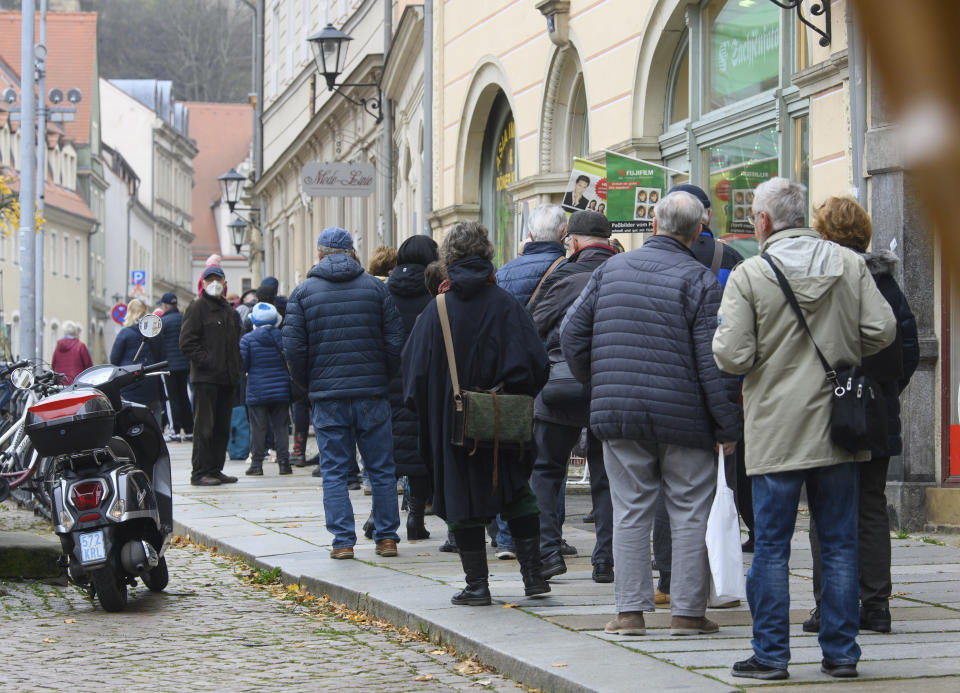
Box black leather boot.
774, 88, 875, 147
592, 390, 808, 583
290, 433, 306, 466
451, 550, 491, 606
513, 535, 551, 597
406, 496, 430, 540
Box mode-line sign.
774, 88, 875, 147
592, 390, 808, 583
301, 162, 375, 197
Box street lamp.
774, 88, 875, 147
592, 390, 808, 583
307, 23, 383, 123
228, 216, 247, 255
218, 168, 246, 213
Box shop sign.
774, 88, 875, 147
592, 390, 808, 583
302, 162, 375, 197
604, 152, 666, 234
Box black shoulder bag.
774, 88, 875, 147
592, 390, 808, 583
762, 253, 887, 453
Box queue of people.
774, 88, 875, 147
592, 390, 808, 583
152, 176, 913, 682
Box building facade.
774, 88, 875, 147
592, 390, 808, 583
251, 0, 949, 527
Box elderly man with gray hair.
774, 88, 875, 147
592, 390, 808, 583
496, 203, 567, 306
561, 191, 741, 638
714, 177, 896, 680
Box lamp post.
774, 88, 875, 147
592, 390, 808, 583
227, 217, 247, 255
307, 24, 383, 123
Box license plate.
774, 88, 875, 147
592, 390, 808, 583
79, 530, 106, 564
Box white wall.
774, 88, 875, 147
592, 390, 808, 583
100, 79, 156, 209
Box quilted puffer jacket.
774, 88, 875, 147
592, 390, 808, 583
240, 325, 290, 405
282, 253, 404, 401
560, 234, 741, 450
495, 240, 565, 305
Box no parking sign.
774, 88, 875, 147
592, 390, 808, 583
111, 303, 127, 325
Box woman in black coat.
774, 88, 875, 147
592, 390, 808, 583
110, 298, 167, 426
402, 221, 550, 606
387, 235, 439, 539
807, 196, 920, 634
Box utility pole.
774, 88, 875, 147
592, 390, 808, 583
35, 0, 47, 363
422, 0, 433, 236
382, 0, 393, 247
18, 0, 37, 360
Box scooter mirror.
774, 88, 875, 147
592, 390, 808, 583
10, 367, 35, 390
139, 314, 162, 338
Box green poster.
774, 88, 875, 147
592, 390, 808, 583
605, 152, 666, 233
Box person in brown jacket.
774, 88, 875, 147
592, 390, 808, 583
180, 265, 242, 486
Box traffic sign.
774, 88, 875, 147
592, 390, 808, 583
111, 303, 127, 325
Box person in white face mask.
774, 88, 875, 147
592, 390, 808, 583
180, 265, 243, 486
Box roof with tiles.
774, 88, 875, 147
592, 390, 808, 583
184, 101, 252, 258
0, 11, 97, 146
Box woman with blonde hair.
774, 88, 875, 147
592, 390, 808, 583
804, 196, 919, 635
110, 298, 166, 424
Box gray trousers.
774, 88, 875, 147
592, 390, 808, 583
603, 439, 715, 616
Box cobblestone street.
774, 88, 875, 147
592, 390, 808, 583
0, 503, 517, 693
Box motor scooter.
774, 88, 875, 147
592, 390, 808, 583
22, 314, 173, 611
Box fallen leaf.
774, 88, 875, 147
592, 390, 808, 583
413, 674, 434, 682
502, 603, 519, 608
283, 524, 302, 528
63, 619, 77, 624
292, 643, 304, 649
552, 663, 568, 668
254, 532, 267, 536
476, 680, 492, 686
416, 553, 431, 556
42, 638, 56, 643
429, 649, 445, 655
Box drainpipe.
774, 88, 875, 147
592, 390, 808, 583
422, 0, 433, 236
17, 0, 36, 360
847, 8, 867, 208
35, 0, 46, 362
382, 0, 393, 246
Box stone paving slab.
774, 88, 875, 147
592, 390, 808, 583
165, 441, 960, 692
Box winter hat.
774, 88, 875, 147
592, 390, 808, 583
397, 235, 439, 267
667, 183, 711, 210
206, 253, 222, 267
566, 210, 612, 238
317, 226, 354, 250
159, 292, 177, 306
250, 302, 280, 328
256, 276, 279, 303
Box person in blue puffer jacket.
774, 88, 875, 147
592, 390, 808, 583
240, 302, 291, 476
495, 203, 567, 306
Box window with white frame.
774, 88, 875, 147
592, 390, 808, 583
63, 234, 70, 277
659, 0, 810, 258
287, 0, 295, 79
50, 231, 57, 273
75, 238, 81, 280
272, 2, 282, 94
301, 0, 311, 63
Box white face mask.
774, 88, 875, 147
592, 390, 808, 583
204, 281, 224, 297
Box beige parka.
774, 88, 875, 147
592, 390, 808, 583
712, 228, 897, 476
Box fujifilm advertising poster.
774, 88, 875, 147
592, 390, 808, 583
604, 152, 667, 233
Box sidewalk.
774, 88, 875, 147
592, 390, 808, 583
169, 442, 960, 692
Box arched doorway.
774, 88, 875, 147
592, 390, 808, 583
479, 91, 516, 266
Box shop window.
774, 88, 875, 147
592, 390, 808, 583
658, 0, 810, 258
479, 92, 516, 267
704, 0, 780, 112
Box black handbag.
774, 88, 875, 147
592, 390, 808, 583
762, 253, 887, 453
540, 347, 589, 406
267, 333, 309, 403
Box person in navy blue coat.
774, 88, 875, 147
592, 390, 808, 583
110, 298, 166, 425
386, 235, 439, 540
283, 227, 405, 559
240, 302, 291, 476
159, 293, 192, 440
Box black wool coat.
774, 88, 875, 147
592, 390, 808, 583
402, 257, 550, 523
387, 263, 434, 478
179, 293, 242, 387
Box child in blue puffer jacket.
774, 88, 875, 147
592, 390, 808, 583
239, 303, 291, 476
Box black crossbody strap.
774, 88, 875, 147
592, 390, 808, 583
761, 253, 839, 387
266, 329, 294, 377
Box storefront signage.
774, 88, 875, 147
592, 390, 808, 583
301, 162, 375, 197
604, 152, 666, 234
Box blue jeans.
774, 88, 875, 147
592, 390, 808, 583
496, 516, 514, 551
312, 397, 400, 548
748, 462, 861, 669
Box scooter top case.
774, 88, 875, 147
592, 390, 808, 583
25, 388, 115, 457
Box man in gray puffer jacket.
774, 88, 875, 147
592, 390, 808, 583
561, 190, 741, 638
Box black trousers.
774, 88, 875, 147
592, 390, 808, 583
165, 370, 193, 434
292, 399, 310, 433
191, 383, 235, 482
735, 443, 754, 535
529, 419, 613, 565
810, 456, 892, 611
249, 402, 290, 465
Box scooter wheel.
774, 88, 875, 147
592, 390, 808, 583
91, 568, 128, 612
143, 556, 169, 593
